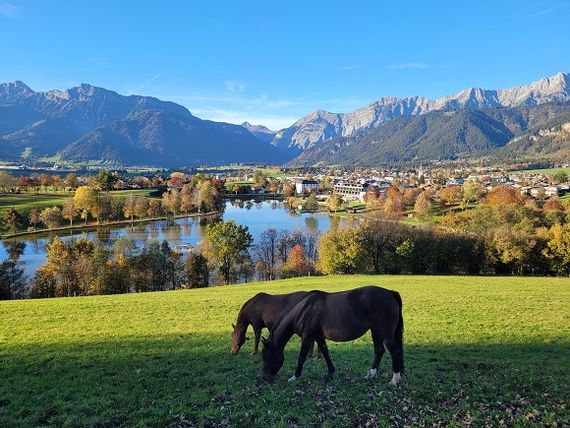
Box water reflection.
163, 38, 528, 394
0, 200, 339, 276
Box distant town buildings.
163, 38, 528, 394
295, 179, 318, 195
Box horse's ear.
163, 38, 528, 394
260, 336, 267, 346
232, 323, 236, 329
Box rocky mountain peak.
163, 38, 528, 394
0, 80, 35, 102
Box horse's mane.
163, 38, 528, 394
268, 291, 324, 347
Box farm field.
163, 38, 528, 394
1, 275, 569, 427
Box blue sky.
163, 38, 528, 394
1, 0, 569, 130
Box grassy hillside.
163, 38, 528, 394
1, 275, 569, 427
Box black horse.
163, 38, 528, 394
261, 286, 404, 385
231, 291, 309, 354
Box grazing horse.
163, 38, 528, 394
231, 291, 309, 355
261, 286, 404, 385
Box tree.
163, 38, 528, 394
462, 180, 484, 205
65, 172, 78, 190
414, 191, 433, 219
303, 193, 319, 211
196, 180, 218, 212
436, 186, 462, 206
167, 172, 186, 189
282, 244, 310, 278
543, 196, 563, 212
147, 199, 161, 218
73, 186, 98, 224
124, 193, 136, 222
30, 265, 57, 298
29, 209, 41, 230
3, 208, 23, 233
39, 207, 62, 229
253, 171, 267, 187
485, 185, 526, 206
403, 187, 420, 207
39, 174, 53, 194
542, 223, 570, 275
0, 171, 15, 194
162, 189, 181, 216
0, 260, 26, 300
317, 228, 363, 274
186, 251, 209, 288
326, 193, 343, 212
202, 220, 253, 285
384, 187, 405, 219
95, 170, 119, 192
134, 196, 149, 219
180, 184, 194, 213
283, 183, 295, 197
52, 176, 64, 192
254, 228, 278, 280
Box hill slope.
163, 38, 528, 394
1, 275, 568, 426
58, 110, 288, 166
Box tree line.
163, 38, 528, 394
1, 177, 225, 234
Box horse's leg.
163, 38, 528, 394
289, 337, 314, 382
315, 337, 335, 380
307, 339, 314, 358
365, 331, 385, 379
252, 325, 262, 355
384, 337, 403, 386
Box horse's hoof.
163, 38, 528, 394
388, 372, 401, 386
365, 368, 377, 379
288, 375, 298, 383
324, 373, 334, 382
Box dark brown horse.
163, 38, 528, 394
231, 291, 309, 355
261, 286, 404, 385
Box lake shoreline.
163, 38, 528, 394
1, 211, 219, 240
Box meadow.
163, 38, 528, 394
0, 189, 156, 215
511, 166, 570, 176
1, 275, 569, 427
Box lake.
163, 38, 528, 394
1, 200, 342, 276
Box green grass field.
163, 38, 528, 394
0, 189, 157, 214
511, 167, 570, 176
1, 275, 569, 427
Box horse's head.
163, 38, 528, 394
261, 336, 284, 382
230, 323, 246, 354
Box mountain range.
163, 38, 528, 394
0, 72, 569, 167
272, 72, 570, 154
0, 82, 286, 166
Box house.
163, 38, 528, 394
295, 179, 319, 195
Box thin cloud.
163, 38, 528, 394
531, 2, 568, 17
224, 80, 248, 93
143, 73, 162, 87
0, 2, 20, 17
386, 63, 429, 70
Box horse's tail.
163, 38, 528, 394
392, 290, 404, 374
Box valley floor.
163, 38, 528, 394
1, 275, 569, 427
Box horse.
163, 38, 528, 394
261, 286, 404, 385
231, 291, 310, 355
